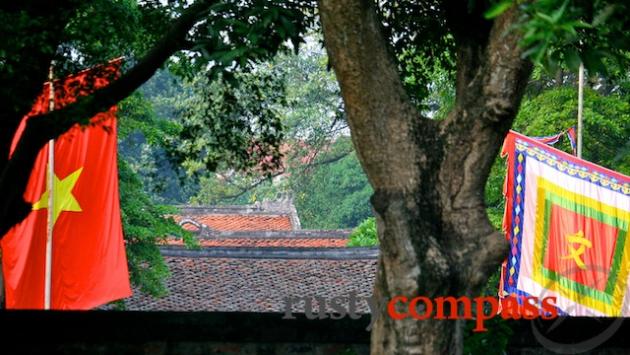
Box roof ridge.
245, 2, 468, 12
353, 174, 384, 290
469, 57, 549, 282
175, 203, 293, 215
194, 229, 353, 239
159, 246, 379, 260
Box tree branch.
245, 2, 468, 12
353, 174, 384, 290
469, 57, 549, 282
0, 0, 217, 237
214, 170, 285, 201
0, 1, 80, 175
318, 0, 436, 192
300, 150, 350, 170
437, 6, 532, 282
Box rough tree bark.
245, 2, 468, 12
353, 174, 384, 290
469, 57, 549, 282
319, 0, 532, 353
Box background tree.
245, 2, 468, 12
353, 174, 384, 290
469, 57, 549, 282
318, 0, 630, 353
185, 37, 374, 229
0, 0, 314, 306
117, 92, 200, 300
289, 137, 373, 229
118, 72, 199, 204
486, 83, 630, 230
117, 160, 196, 300
3, 0, 630, 351
0, 0, 314, 237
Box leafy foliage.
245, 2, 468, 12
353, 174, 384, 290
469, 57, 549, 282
119, 64, 292, 204
168, 0, 316, 81
514, 86, 630, 173
31, 0, 316, 81
118, 159, 197, 299
191, 173, 282, 206
118, 82, 198, 204
117, 87, 202, 299
489, 0, 630, 75
58, 0, 167, 75
485, 85, 630, 230
373, 0, 630, 113
171, 67, 287, 177
184, 36, 373, 229
275, 37, 346, 148
376, 0, 456, 108
291, 138, 373, 229
347, 217, 378, 247
191, 136, 374, 229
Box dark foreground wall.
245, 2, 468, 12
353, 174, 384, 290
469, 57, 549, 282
1, 311, 630, 354
0, 311, 371, 355
507, 317, 630, 354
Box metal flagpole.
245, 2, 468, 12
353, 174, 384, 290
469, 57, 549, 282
45, 66, 55, 310
577, 63, 584, 159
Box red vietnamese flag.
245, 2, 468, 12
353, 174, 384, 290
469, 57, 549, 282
1, 60, 131, 309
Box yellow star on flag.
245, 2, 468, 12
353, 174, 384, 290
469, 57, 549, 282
33, 167, 83, 226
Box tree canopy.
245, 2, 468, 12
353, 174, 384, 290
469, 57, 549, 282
0, 0, 315, 236
2, 0, 630, 353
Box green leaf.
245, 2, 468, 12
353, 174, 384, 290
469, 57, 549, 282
348, 217, 378, 247
521, 43, 543, 60
483, 0, 513, 20
545, 53, 558, 74
535, 12, 556, 25
551, 0, 569, 23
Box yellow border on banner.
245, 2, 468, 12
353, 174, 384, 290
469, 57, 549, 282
532, 177, 630, 315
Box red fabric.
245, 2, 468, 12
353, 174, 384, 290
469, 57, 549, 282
1, 60, 131, 309
544, 204, 619, 292
501, 132, 518, 242
507, 130, 629, 182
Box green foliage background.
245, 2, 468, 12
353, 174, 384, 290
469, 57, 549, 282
485, 85, 630, 230
347, 217, 377, 247
291, 139, 373, 229
186, 38, 374, 230
118, 160, 196, 298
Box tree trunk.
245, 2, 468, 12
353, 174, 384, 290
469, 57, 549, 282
318, 0, 532, 353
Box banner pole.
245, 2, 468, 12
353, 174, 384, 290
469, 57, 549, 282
45, 66, 55, 310
577, 63, 584, 159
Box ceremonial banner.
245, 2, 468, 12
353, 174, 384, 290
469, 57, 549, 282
532, 127, 577, 156
567, 126, 578, 156
533, 131, 564, 146
500, 131, 630, 316
1, 60, 131, 309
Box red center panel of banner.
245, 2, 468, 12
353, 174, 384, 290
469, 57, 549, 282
544, 204, 619, 291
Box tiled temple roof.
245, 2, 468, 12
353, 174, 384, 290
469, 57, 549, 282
124, 247, 378, 313
120, 200, 378, 314
163, 230, 353, 248
173, 201, 300, 233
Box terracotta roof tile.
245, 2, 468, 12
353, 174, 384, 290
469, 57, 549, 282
174, 214, 293, 232
163, 238, 349, 248
124, 255, 377, 313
